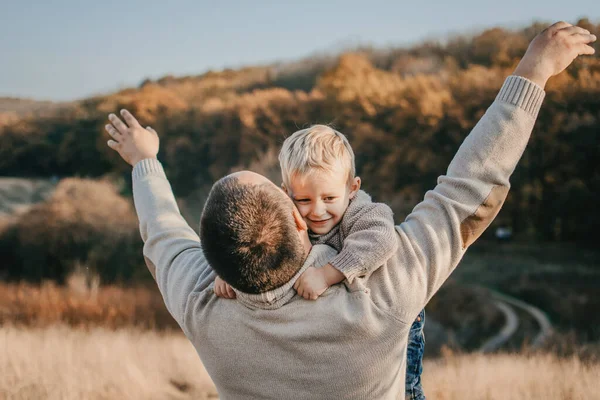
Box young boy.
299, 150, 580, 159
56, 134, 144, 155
215, 125, 427, 399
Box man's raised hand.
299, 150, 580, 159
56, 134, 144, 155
514, 21, 596, 88
105, 109, 159, 166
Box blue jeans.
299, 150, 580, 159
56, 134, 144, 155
405, 309, 426, 400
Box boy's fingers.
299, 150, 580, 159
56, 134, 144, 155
147, 126, 158, 136
303, 289, 312, 300
225, 284, 235, 298
107, 140, 120, 149
120, 109, 141, 128
108, 114, 129, 135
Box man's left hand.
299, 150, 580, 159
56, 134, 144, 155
105, 109, 159, 166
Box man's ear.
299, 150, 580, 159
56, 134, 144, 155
292, 207, 307, 232
349, 176, 361, 199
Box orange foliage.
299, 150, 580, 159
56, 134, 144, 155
0, 281, 176, 330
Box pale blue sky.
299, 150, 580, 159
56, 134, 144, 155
0, 0, 596, 101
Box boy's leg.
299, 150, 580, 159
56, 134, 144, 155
405, 309, 426, 400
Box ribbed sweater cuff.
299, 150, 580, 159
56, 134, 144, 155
329, 251, 364, 284
496, 75, 545, 119
132, 158, 166, 182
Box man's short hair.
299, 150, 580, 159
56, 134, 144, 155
278, 124, 356, 187
200, 176, 306, 293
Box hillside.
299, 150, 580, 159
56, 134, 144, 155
0, 178, 57, 218
0, 18, 599, 286
0, 97, 66, 114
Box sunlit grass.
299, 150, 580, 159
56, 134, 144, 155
1, 325, 599, 400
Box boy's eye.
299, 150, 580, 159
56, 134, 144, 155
324, 197, 336, 201
295, 199, 309, 203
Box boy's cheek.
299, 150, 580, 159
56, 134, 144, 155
295, 205, 310, 218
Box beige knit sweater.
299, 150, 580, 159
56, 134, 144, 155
309, 190, 398, 283
132, 75, 545, 399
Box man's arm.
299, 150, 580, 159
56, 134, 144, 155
105, 111, 215, 333
370, 22, 596, 322
389, 76, 543, 318
132, 159, 215, 329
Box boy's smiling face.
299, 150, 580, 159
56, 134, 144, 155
285, 166, 360, 235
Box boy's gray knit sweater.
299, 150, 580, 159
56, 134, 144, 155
132, 76, 544, 399
309, 190, 397, 283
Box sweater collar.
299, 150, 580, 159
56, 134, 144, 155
234, 244, 338, 310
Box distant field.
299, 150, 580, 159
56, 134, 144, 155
0, 275, 509, 357
1, 325, 598, 400
454, 240, 600, 341
0, 97, 72, 116
0, 280, 176, 330
0, 178, 56, 218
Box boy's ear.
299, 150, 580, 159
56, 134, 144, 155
349, 176, 361, 199
292, 207, 307, 231
281, 182, 294, 197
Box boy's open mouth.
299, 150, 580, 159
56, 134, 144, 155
309, 218, 332, 225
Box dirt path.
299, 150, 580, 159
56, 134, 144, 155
480, 299, 519, 352
478, 287, 553, 352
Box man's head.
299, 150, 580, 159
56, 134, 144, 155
200, 171, 311, 294
278, 125, 361, 235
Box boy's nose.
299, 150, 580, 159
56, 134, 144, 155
311, 202, 327, 217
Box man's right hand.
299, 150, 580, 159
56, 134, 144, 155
513, 21, 596, 88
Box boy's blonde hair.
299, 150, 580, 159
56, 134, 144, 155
279, 125, 356, 188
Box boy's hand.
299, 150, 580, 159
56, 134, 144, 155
513, 21, 596, 88
294, 264, 345, 300
294, 267, 329, 300
105, 109, 159, 166
214, 276, 236, 299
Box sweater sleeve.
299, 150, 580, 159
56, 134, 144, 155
327, 194, 398, 283
370, 76, 546, 322
131, 158, 216, 333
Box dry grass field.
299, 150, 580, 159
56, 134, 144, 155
0, 280, 176, 330
0, 325, 216, 400
1, 325, 598, 400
